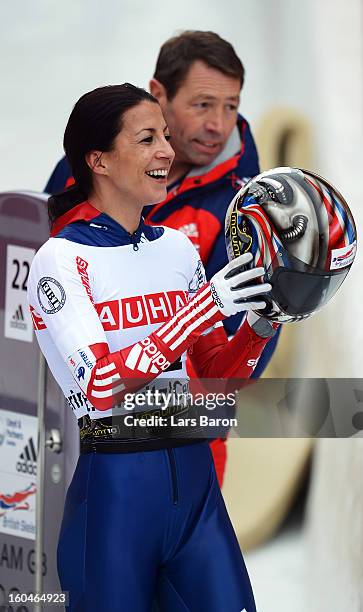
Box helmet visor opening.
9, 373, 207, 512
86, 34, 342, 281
269, 266, 349, 316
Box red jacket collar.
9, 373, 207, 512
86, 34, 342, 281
50, 201, 99, 237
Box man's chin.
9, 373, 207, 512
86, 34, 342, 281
187, 149, 220, 168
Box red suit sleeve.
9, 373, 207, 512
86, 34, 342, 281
188, 320, 271, 379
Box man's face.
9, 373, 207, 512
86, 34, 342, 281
155, 60, 241, 168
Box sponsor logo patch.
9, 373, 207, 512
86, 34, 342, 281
210, 282, 224, 310
76, 256, 94, 304
37, 277, 66, 314
68, 348, 95, 395
125, 337, 171, 374
188, 260, 206, 293
10, 304, 27, 331
16, 437, 37, 476
95, 290, 188, 331
230, 210, 242, 256
77, 366, 86, 381
330, 241, 357, 270
79, 423, 121, 441
67, 389, 94, 413
78, 350, 94, 369
0, 483, 37, 516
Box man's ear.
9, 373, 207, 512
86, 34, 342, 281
85, 151, 107, 176
149, 78, 168, 106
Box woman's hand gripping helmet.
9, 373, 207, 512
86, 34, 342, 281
225, 167, 357, 323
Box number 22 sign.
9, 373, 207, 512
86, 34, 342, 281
4, 245, 35, 342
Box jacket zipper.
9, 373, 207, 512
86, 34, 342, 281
167, 448, 179, 505
129, 232, 139, 251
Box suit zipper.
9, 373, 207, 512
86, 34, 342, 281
167, 448, 179, 505
129, 232, 139, 251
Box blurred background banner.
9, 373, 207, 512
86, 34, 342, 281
0, 192, 79, 607
0, 1, 362, 610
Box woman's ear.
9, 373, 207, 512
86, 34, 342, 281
85, 151, 107, 175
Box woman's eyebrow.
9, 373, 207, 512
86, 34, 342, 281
136, 124, 168, 135
135, 127, 154, 135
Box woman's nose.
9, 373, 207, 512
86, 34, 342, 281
156, 140, 175, 162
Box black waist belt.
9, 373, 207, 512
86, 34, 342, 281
78, 404, 205, 454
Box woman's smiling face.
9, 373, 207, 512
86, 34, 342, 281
99, 100, 175, 207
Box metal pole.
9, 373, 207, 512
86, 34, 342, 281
34, 352, 47, 612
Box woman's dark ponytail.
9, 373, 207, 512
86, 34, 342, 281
48, 184, 87, 228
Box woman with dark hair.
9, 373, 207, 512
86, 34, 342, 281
28, 84, 277, 611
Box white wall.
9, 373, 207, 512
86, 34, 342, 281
293, 0, 363, 377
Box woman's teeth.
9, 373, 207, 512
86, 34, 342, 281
146, 169, 168, 179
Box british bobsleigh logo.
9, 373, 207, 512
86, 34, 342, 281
0, 483, 36, 517
330, 241, 356, 270
333, 246, 354, 262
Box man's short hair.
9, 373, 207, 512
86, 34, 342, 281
153, 30, 245, 100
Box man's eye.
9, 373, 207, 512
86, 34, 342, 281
194, 102, 209, 109
164, 134, 171, 141
141, 136, 153, 143
226, 104, 238, 111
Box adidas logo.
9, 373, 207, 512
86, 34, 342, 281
16, 437, 37, 475
10, 304, 27, 331
125, 337, 170, 374
178, 222, 198, 238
